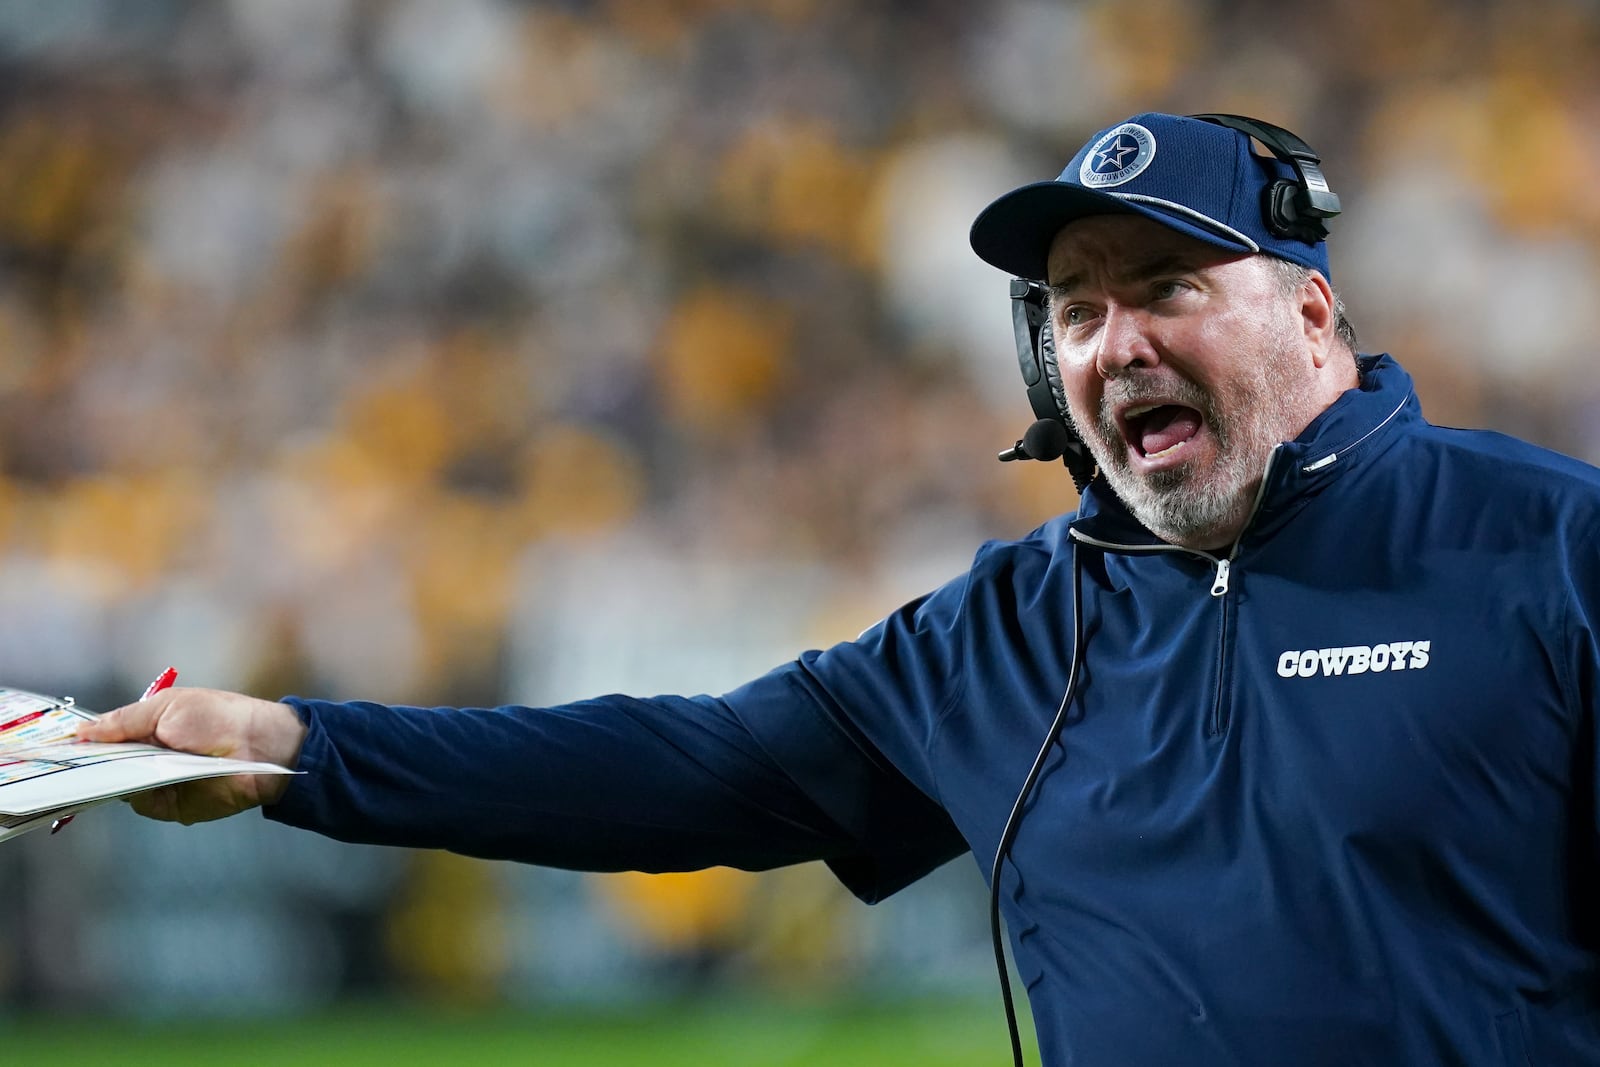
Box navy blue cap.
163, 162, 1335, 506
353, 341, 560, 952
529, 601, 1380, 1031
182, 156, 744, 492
969, 112, 1332, 281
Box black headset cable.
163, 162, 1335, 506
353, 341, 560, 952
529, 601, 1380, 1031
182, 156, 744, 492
989, 542, 1085, 1067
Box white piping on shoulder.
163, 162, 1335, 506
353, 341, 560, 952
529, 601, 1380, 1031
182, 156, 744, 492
1299, 392, 1412, 474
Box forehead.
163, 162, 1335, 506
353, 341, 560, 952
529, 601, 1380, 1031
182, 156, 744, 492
1045, 214, 1246, 289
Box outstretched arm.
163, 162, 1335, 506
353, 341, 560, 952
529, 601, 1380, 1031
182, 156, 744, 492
73, 684, 964, 891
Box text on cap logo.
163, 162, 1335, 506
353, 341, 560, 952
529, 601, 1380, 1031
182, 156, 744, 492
1079, 123, 1156, 188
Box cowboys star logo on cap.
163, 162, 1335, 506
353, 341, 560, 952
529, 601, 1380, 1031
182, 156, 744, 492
1079, 123, 1156, 188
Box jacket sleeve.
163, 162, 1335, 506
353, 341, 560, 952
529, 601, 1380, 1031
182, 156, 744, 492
265, 565, 978, 901
265, 690, 966, 899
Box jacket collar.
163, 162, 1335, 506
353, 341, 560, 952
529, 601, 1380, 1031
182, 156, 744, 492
1069, 353, 1417, 550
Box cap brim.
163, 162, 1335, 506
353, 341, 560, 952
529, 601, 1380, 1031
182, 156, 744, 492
968, 181, 1258, 281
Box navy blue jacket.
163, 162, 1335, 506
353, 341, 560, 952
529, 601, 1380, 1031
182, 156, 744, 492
271, 356, 1600, 1064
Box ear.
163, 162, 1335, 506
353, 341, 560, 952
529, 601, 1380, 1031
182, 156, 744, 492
1299, 270, 1338, 368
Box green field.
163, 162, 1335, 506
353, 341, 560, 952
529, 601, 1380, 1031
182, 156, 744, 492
0, 997, 1038, 1066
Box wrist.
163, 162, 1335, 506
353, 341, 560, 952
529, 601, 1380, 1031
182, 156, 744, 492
252, 700, 308, 777
252, 700, 309, 805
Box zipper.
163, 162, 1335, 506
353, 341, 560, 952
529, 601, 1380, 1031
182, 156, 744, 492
1209, 580, 1231, 736
1210, 558, 1231, 596
1207, 446, 1279, 734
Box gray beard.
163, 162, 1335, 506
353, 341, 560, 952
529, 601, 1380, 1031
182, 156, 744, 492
1076, 345, 1305, 548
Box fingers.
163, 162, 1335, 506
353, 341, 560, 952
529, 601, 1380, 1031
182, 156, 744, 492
125, 783, 219, 825
77, 689, 180, 744
126, 776, 259, 824
126, 784, 180, 822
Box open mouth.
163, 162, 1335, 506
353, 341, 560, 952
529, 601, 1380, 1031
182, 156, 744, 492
1120, 402, 1204, 460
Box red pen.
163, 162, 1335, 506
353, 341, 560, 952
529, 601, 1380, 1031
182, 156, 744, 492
141, 666, 178, 701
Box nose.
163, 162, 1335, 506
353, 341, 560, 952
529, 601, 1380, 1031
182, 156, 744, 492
1094, 304, 1160, 380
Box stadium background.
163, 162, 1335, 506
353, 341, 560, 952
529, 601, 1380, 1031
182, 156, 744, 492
2, 0, 1599, 1061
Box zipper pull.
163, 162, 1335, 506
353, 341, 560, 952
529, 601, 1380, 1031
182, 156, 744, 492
1210, 558, 1231, 597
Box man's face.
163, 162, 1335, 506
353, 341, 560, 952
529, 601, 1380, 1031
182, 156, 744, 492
1046, 215, 1321, 549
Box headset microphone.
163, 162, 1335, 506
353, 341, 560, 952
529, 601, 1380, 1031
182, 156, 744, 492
998, 418, 1069, 463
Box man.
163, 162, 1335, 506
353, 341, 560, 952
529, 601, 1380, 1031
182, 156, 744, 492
82, 113, 1600, 1064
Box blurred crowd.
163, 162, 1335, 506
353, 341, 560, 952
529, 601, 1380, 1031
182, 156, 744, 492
3, 0, 1600, 1017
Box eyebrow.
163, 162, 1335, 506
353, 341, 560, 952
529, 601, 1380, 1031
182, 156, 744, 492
1049, 253, 1199, 300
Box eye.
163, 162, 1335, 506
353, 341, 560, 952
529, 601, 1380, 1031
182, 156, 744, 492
1060, 304, 1097, 328
1151, 279, 1188, 301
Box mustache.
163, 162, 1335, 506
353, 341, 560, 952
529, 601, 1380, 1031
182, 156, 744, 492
1101, 373, 1210, 412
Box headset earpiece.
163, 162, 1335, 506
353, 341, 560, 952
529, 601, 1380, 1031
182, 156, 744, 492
1006, 279, 1095, 490
1010, 279, 1062, 424
1188, 113, 1340, 244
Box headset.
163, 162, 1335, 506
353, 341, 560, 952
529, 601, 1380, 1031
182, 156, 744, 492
998, 113, 1340, 493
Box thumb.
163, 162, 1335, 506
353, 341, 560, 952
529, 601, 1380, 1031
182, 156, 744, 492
76, 692, 174, 744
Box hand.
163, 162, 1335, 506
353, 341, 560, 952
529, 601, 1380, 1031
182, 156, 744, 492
76, 687, 309, 824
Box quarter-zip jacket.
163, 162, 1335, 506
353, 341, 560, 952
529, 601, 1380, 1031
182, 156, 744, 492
272, 356, 1600, 1065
